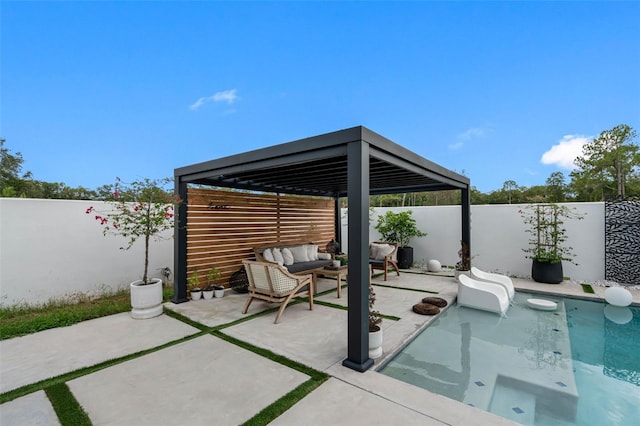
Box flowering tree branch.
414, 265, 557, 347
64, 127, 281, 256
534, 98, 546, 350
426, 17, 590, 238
86, 177, 181, 284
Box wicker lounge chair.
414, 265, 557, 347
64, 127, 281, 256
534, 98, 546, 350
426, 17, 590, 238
242, 260, 314, 324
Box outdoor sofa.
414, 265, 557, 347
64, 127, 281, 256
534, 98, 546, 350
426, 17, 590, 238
254, 243, 332, 274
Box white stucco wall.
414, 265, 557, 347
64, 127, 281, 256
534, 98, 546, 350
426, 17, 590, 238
343, 202, 604, 282
1, 199, 603, 307
0, 198, 173, 306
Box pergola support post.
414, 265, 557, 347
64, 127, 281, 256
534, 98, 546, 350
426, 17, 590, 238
342, 141, 374, 372
461, 186, 471, 265
334, 196, 342, 247
172, 178, 188, 303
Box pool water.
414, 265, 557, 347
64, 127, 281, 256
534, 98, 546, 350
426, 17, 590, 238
379, 292, 640, 426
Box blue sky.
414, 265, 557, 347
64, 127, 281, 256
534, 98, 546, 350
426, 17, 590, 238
2, 1, 639, 193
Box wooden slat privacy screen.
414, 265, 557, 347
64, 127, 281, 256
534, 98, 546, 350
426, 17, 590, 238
186, 188, 336, 287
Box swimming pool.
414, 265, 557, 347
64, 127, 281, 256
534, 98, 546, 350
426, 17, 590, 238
379, 292, 639, 426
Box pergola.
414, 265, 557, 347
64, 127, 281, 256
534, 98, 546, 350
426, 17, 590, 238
173, 126, 470, 372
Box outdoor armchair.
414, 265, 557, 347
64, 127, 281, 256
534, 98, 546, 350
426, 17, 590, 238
242, 260, 314, 324
369, 241, 400, 281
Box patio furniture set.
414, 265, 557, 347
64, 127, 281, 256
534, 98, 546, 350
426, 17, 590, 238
242, 241, 401, 323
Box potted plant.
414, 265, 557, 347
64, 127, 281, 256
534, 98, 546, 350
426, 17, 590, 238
520, 203, 584, 284
369, 282, 383, 359
202, 267, 221, 299
205, 266, 224, 298
455, 240, 471, 280
214, 285, 225, 298
374, 210, 427, 269
188, 271, 202, 300
86, 177, 180, 318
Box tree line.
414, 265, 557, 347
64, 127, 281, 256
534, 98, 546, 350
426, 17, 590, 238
372, 124, 639, 206
2, 124, 638, 204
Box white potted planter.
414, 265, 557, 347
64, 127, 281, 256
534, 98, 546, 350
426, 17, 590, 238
214, 286, 225, 298
202, 287, 214, 300
130, 278, 163, 319
190, 288, 202, 300
369, 329, 383, 359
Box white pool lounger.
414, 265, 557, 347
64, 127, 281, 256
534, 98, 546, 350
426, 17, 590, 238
470, 267, 515, 301
457, 274, 510, 317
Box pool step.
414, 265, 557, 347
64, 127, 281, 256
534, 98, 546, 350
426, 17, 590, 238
489, 380, 536, 425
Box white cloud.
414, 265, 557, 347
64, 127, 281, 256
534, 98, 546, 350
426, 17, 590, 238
541, 135, 590, 169
458, 127, 486, 140
189, 89, 238, 111
449, 126, 490, 150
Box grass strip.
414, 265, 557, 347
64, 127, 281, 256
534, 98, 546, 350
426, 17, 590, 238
312, 300, 400, 321
212, 330, 327, 381
163, 308, 211, 331
241, 378, 325, 426
0, 293, 130, 340
45, 383, 92, 426
0, 330, 206, 404
0, 289, 174, 340
211, 330, 329, 426
165, 303, 282, 332
581, 284, 595, 294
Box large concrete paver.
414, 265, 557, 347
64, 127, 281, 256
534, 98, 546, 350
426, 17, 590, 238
68, 334, 309, 426
224, 303, 349, 372
0, 312, 199, 393
0, 391, 60, 426
271, 377, 448, 425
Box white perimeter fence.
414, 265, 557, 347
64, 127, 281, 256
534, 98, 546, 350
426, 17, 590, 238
1, 199, 603, 307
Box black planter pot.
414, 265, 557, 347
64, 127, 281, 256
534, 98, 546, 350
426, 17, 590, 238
531, 260, 563, 284
397, 246, 413, 269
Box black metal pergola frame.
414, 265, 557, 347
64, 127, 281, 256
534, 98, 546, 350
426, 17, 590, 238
173, 126, 470, 372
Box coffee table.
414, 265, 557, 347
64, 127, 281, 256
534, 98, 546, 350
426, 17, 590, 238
312, 265, 348, 298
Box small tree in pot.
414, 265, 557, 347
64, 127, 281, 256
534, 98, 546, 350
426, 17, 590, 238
455, 240, 471, 279
520, 203, 584, 284
374, 210, 426, 269
368, 282, 383, 359
86, 177, 180, 318
205, 267, 224, 298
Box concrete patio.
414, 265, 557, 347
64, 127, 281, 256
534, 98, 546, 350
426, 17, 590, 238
2, 271, 638, 425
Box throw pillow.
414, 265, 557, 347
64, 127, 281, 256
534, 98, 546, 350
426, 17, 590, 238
317, 252, 332, 260
272, 248, 285, 264
289, 245, 309, 263
305, 244, 319, 261
282, 248, 295, 265
375, 244, 395, 260
263, 248, 275, 263
369, 243, 381, 260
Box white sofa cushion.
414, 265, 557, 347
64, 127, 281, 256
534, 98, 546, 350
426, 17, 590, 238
272, 248, 285, 265
317, 252, 332, 260
281, 247, 295, 266
263, 248, 275, 263
288, 245, 309, 263
305, 244, 319, 261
